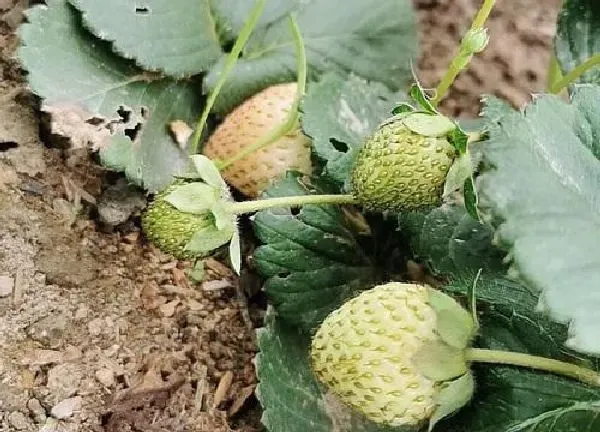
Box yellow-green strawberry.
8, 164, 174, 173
350, 112, 458, 213
141, 180, 233, 260
202, 82, 313, 198
310, 282, 477, 429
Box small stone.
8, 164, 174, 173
8, 411, 30, 430
87, 317, 104, 336
26, 315, 68, 348
27, 398, 47, 422
46, 364, 82, 401
158, 299, 179, 317
95, 368, 115, 387
50, 396, 82, 419
0, 274, 14, 297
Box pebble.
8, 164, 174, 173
51, 396, 82, 419
46, 364, 82, 400
8, 411, 30, 430
27, 398, 46, 422
0, 274, 14, 297
95, 368, 115, 387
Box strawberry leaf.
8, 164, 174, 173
256, 309, 404, 432
302, 73, 401, 187
68, 0, 222, 77
204, 0, 418, 113
555, 0, 600, 85
17, 0, 203, 192
252, 172, 375, 332
440, 274, 600, 432
477, 86, 600, 355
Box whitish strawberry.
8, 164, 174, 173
350, 112, 458, 213
202, 82, 313, 198
310, 282, 476, 428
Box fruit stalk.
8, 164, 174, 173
189, 0, 266, 154
431, 0, 495, 106
465, 348, 600, 387
225, 194, 357, 215
548, 53, 600, 94
217, 14, 307, 170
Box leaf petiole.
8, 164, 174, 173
216, 13, 308, 170
466, 348, 600, 387
431, 0, 495, 106
189, 0, 266, 154
225, 194, 357, 215
549, 53, 600, 94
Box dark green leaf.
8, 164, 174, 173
555, 0, 600, 84
477, 87, 600, 355
204, 0, 418, 113
392, 103, 415, 114
440, 274, 600, 432
256, 309, 408, 432
17, 0, 203, 192
302, 73, 401, 187
462, 177, 479, 221
252, 172, 375, 331
447, 127, 469, 154
410, 83, 436, 114
69, 0, 222, 77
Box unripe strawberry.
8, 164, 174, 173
141, 180, 232, 260
310, 282, 476, 428
350, 113, 458, 213
202, 82, 313, 198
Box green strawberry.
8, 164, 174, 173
350, 112, 458, 213
141, 180, 232, 260
310, 282, 476, 429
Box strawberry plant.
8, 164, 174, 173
15, 0, 600, 431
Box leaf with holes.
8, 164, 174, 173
17, 0, 203, 191
476, 85, 600, 355
555, 0, 600, 85
69, 0, 223, 77
252, 171, 375, 332
203, 0, 418, 113
301, 73, 402, 187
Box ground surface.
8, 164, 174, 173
0, 1, 562, 431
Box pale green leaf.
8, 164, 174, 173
477, 86, 600, 355
252, 172, 375, 331
302, 73, 401, 186
17, 0, 203, 192
402, 113, 455, 137
163, 182, 219, 214
429, 372, 474, 432
204, 0, 418, 113
69, 0, 222, 77
229, 227, 242, 275
190, 154, 229, 191
412, 341, 467, 382
184, 223, 233, 255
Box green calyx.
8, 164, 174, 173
309, 282, 477, 429
141, 180, 234, 260
141, 155, 242, 271
350, 112, 459, 214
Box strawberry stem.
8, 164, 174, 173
466, 348, 600, 387
189, 0, 266, 155
431, 0, 495, 107
548, 53, 600, 94
226, 194, 357, 215
217, 13, 308, 171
